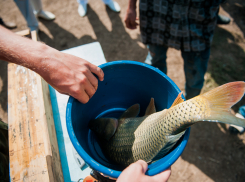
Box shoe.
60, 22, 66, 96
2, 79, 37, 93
229, 113, 245, 134
0, 18, 17, 29
105, 1, 121, 13
78, 3, 87, 17
217, 14, 230, 25
37, 10, 55, 20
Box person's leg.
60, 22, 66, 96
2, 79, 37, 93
182, 48, 210, 100
30, 0, 55, 20
78, 0, 88, 4
145, 44, 168, 74
102, 0, 120, 12
14, 0, 39, 31
30, 0, 42, 14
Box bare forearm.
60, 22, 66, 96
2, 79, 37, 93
127, 0, 137, 10
0, 25, 104, 103
0, 25, 55, 74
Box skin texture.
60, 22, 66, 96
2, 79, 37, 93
124, 0, 138, 29
0, 25, 104, 103
117, 160, 171, 182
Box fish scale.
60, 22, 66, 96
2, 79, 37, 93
89, 82, 245, 167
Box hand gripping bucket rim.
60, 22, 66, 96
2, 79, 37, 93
66, 60, 190, 179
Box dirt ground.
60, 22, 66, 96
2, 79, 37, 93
1, 0, 245, 181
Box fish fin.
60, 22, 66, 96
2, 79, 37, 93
119, 104, 140, 119
145, 98, 156, 116
88, 118, 118, 141
170, 92, 185, 108
200, 81, 245, 127
152, 131, 185, 161
118, 104, 140, 126
172, 123, 193, 135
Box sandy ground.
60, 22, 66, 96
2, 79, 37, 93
1, 0, 245, 181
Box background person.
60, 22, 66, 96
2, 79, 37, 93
14, 0, 55, 31
77, 0, 121, 17
124, 0, 226, 100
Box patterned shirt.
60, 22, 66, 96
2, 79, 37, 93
139, 0, 226, 52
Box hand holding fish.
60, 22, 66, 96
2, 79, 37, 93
117, 160, 171, 182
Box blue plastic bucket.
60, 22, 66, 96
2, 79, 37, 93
66, 60, 190, 179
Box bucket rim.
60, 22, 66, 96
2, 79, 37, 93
66, 60, 190, 178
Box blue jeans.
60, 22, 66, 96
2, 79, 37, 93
145, 44, 210, 100
14, 0, 39, 31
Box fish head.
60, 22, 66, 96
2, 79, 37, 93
88, 118, 118, 141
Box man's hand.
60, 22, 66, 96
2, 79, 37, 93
117, 160, 171, 182
124, 6, 138, 29
0, 25, 104, 104
39, 50, 104, 104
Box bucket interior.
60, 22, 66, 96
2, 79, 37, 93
67, 61, 189, 177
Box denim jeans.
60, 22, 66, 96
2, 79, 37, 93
14, 0, 39, 31
145, 44, 210, 100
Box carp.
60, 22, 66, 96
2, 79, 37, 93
89, 81, 245, 167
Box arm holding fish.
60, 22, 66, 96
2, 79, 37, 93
124, 0, 138, 29
117, 160, 171, 182
0, 25, 104, 103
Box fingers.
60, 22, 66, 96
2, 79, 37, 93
134, 160, 148, 173
124, 12, 138, 29
84, 69, 99, 90
125, 19, 138, 29
124, 18, 132, 29
88, 64, 104, 81
74, 88, 90, 104
117, 160, 148, 182
55, 84, 90, 104
74, 63, 104, 103
152, 168, 171, 182
76, 75, 96, 103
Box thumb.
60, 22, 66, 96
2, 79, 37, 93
134, 160, 148, 173
152, 168, 171, 182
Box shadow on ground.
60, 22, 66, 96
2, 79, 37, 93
182, 122, 245, 182
39, 5, 147, 62
181, 23, 245, 182
222, 1, 245, 36
206, 26, 245, 111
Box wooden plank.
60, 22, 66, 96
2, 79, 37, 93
15, 29, 30, 36
31, 30, 38, 42
8, 41, 64, 181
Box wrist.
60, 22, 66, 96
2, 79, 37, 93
128, 0, 137, 10
33, 43, 60, 78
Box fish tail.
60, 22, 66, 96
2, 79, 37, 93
200, 81, 245, 127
